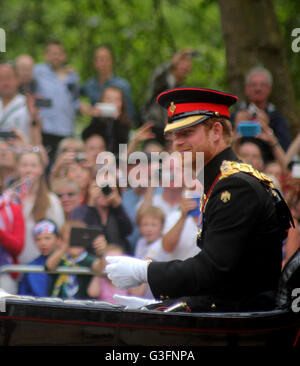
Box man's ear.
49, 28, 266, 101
211, 121, 223, 142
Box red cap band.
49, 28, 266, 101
168, 102, 230, 118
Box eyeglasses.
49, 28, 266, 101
56, 192, 77, 198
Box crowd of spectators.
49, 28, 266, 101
0, 42, 299, 302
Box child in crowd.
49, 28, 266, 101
131, 206, 170, 299
46, 220, 107, 299
135, 206, 170, 262
87, 244, 131, 303
18, 219, 59, 297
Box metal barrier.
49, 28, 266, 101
0, 264, 94, 276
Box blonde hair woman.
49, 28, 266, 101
16, 147, 65, 264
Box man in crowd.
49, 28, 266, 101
233, 66, 291, 151
106, 87, 293, 312
0, 63, 32, 142
15, 54, 37, 95
81, 45, 136, 123
34, 40, 80, 161
142, 48, 195, 128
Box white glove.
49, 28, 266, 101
105, 256, 149, 289
113, 294, 158, 309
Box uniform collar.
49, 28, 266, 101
203, 147, 239, 195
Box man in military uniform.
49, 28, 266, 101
106, 88, 292, 312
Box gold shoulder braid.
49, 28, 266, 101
197, 160, 274, 240
219, 160, 274, 189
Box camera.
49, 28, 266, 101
75, 152, 86, 163
247, 103, 259, 118
34, 98, 52, 108
190, 50, 201, 59
101, 185, 113, 196
0, 130, 16, 139
237, 121, 261, 137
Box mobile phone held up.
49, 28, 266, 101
34, 98, 52, 108
94, 103, 117, 118
0, 130, 16, 140
70, 226, 104, 254
237, 121, 261, 137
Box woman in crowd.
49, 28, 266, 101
81, 86, 131, 156
70, 176, 133, 255
0, 176, 25, 293
51, 177, 82, 220
16, 147, 65, 264
49, 137, 85, 184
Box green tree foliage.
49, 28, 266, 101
0, 0, 226, 121
0, 0, 298, 124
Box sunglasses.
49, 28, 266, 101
56, 192, 77, 198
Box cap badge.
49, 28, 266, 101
169, 102, 176, 114
220, 191, 231, 203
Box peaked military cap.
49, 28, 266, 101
156, 88, 238, 134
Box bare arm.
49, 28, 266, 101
136, 187, 155, 218
87, 275, 102, 298
285, 133, 300, 164
127, 122, 155, 156
91, 235, 107, 275
46, 240, 68, 271
162, 198, 197, 253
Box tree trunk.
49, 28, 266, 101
218, 0, 299, 137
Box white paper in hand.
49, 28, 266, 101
113, 294, 158, 309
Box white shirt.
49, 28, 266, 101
136, 193, 180, 218
0, 94, 30, 141
18, 192, 65, 264
135, 237, 172, 262
162, 210, 201, 260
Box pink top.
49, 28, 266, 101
98, 276, 129, 304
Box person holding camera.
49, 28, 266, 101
81, 85, 131, 157
141, 48, 195, 129
233, 66, 291, 152
45, 220, 106, 300
70, 177, 133, 255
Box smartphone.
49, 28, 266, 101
237, 121, 261, 137
70, 226, 104, 253
94, 103, 117, 118
101, 185, 113, 196
0, 130, 16, 139
34, 98, 52, 108
292, 162, 300, 179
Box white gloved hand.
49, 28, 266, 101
105, 256, 150, 289
113, 294, 158, 309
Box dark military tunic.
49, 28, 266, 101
147, 147, 284, 311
